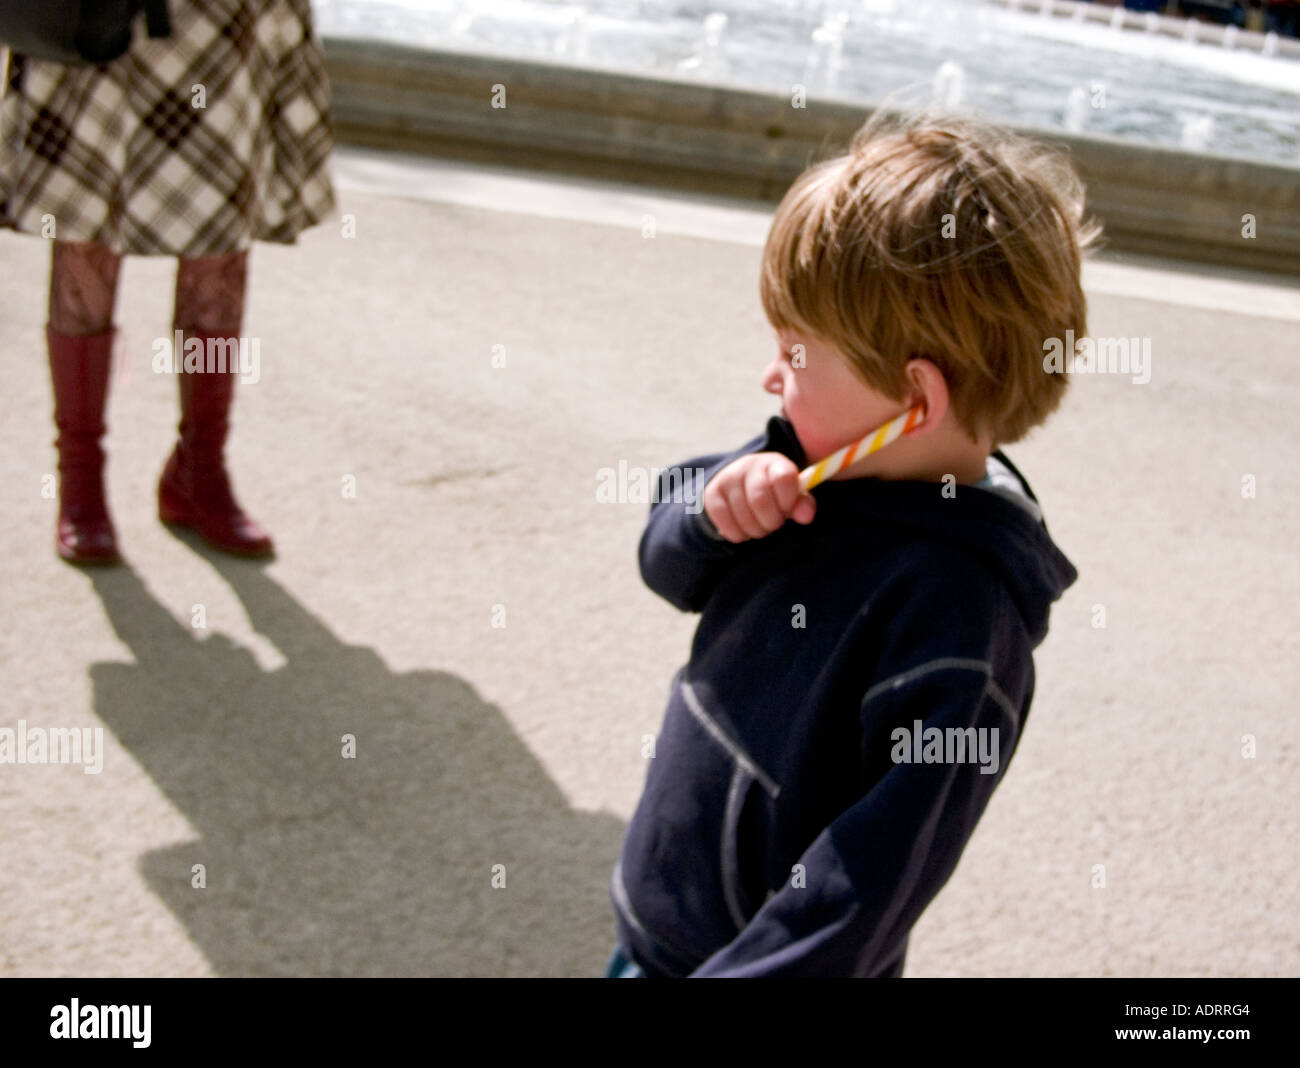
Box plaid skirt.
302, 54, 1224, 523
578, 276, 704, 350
0, 0, 335, 256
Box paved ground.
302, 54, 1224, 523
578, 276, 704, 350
1, 147, 1297, 977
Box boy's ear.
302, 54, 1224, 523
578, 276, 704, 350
902, 358, 949, 435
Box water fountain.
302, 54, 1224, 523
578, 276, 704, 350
932, 61, 966, 109
314, 0, 1300, 167
807, 11, 850, 91
1180, 114, 1214, 152
677, 12, 731, 79
1064, 86, 1088, 133
449, 6, 474, 41
555, 7, 590, 61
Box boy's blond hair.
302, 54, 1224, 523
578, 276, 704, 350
760, 108, 1103, 446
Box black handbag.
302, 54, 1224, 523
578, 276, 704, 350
0, 0, 171, 65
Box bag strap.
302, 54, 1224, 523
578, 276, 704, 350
140, 0, 171, 39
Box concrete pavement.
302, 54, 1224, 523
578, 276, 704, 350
1, 147, 1297, 977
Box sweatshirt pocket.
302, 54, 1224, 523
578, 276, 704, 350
720, 764, 760, 932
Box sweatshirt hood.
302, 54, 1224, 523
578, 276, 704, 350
763, 415, 1078, 647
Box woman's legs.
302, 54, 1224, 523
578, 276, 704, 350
46, 241, 123, 564
173, 249, 247, 336
50, 241, 122, 336
159, 249, 273, 557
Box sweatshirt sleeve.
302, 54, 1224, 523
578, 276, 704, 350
690, 614, 1026, 977
638, 417, 806, 613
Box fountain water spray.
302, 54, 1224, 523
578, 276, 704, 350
678, 12, 731, 79
807, 10, 849, 91
932, 61, 965, 109
1180, 114, 1214, 152
1064, 86, 1088, 133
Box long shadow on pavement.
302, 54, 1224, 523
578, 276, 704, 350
86, 558, 625, 976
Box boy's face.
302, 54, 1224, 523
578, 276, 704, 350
764, 327, 907, 465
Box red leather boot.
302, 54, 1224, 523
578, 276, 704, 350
47, 325, 120, 565
158, 329, 274, 557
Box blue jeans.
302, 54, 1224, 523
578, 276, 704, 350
605, 946, 646, 978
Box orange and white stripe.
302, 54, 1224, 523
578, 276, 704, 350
798, 404, 925, 493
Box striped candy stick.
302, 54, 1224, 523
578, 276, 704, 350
797, 404, 925, 493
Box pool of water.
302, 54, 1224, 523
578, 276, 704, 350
316, 0, 1300, 167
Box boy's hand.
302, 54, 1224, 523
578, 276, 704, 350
703, 452, 817, 543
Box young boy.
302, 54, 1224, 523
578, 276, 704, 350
608, 109, 1101, 978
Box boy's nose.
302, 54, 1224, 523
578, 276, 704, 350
762, 359, 784, 395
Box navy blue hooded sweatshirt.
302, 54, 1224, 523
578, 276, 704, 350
611, 415, 1078, 977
